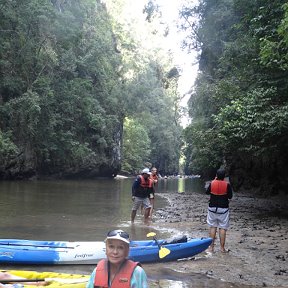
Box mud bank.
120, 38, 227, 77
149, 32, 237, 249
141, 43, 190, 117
153, 191, 288, 287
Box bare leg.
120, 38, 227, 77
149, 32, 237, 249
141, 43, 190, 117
149, 198, 154, 217
207, 226, 217, 252
219, 228, 228, 252
144, 208, 151, 223
131, 210, 137, 223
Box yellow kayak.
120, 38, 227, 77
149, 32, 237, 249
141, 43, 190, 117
2, 270, 90, 288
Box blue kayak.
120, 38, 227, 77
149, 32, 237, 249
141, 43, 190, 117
0, 236, 212, 264
129, 236, 212, 263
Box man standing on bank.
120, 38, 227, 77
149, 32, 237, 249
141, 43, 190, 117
131, 168, 154, 223
206, 168, 233, 253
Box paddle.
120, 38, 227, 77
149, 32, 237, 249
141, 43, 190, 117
146, 232, 170, 259
0, 277, 88, 284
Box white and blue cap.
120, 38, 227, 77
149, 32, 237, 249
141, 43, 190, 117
142, 168, 151, 175
106, 229, 130, 244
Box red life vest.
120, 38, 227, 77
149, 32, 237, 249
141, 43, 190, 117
139, 175, 153, 188
94, 259, 139, 288
150, 174, 158, 183
211, 179, 228, 196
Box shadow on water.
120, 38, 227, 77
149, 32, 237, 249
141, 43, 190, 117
0, 177, 260, 287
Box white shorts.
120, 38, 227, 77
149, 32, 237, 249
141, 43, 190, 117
207, 207, 230, 229
132, 197, 151, 211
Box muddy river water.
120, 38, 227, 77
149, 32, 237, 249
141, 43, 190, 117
0, 178, 286, 287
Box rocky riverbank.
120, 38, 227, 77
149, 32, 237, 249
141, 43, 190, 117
152, 191, 288, 287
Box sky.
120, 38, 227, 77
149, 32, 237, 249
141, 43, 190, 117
106, 0, 199, 126
154, 0, 199, 126
154, 0, 199, 84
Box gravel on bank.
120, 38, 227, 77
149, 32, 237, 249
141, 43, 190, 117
153, 191, 288, 287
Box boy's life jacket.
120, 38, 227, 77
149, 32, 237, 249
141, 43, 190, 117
210, 179, 228, 195
150, 174, 158, 186
208, 179, 231, 208
94, 259, 139, 288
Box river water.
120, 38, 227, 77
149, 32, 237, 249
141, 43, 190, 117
0, 177, 249, 287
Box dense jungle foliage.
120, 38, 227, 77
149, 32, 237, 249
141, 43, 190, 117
2, 0, 287, 195
0, 0, 182, 179
181, 0, 288, 194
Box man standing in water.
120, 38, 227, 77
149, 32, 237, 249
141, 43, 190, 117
131, 168, 154, 223
149, 167, 158, 218
206, 169, 233, 253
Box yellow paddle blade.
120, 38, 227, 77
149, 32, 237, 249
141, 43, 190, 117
146, 232, 156, 238
159, 247, 171, 258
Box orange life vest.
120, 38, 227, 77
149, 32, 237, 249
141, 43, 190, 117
139, 175, 153, 188
210, 179, 228, 196
94, 259, 139, 288
150, 174, 158, 182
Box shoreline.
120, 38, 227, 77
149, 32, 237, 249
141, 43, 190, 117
153, 191, 288, 287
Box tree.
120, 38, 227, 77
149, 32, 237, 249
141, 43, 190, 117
181, 0, 288, 193
121, 118, 151, 174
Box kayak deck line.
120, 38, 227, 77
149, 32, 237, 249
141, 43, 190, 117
0, 241, 77, 249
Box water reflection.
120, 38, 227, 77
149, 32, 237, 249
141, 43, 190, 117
178, 178, 185, 193
157, 177, 204, 195
153, 280, 190, 288
146, 266, 249, 288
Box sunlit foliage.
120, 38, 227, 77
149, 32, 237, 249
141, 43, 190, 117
0, 0, 183, 178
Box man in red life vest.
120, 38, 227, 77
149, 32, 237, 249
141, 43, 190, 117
149, 167, 158, 218
131, 168, 154, 223
206, 169, 233, 253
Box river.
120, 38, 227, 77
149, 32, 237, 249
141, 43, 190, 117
0, 177, 249, 287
